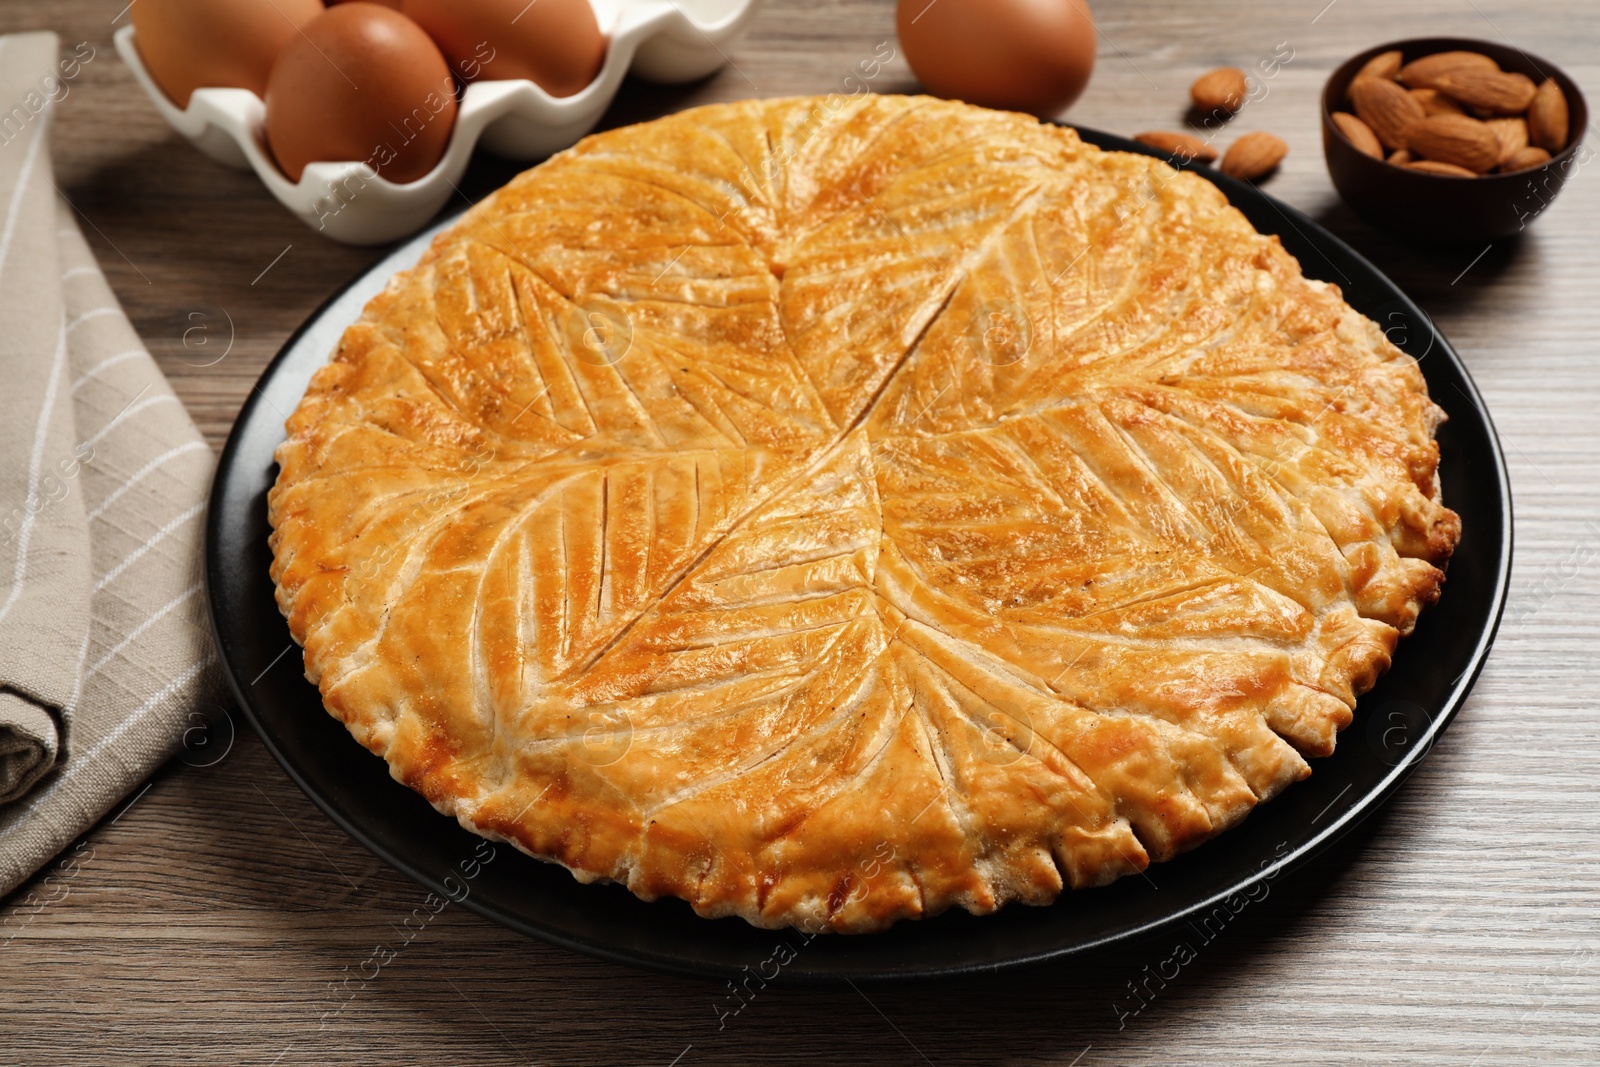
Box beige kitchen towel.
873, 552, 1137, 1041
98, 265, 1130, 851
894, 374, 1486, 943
0, 32, 223, 895
0, 33, 91, 807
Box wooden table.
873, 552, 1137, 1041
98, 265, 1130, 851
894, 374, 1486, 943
4, 1, 1597, 1063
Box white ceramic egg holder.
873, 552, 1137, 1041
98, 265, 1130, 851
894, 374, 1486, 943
114, 0, 761, 245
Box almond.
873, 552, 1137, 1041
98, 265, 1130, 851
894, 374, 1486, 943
1407, 160, 1478, 177
1434, 68, 1538, 116
1397, 50, 1499, 89
1350, 76, 1426, 151
1358, 50, 1403, 82
1528, 79, 1569, 152
1220, 131, 1288, 180
1411, 88, 1466, 117
1485, 117, 1528, 165
1405, 113, 1502, 173
1388, 149, 1412, 166
1332, 112, 1384, 159
1133, 130, 1218, 163
1192, 67, 1249, 115
1500, 145, 1552, 172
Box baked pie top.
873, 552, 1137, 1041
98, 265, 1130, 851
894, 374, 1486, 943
269, 95, 1459, 933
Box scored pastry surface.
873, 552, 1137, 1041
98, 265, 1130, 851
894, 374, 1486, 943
269, 95, 1459, 932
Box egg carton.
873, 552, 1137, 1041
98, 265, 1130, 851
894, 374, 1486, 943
114, 0, 761, 245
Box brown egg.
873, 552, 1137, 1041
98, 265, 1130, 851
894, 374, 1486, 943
265, 3, 458, 185
132, 0, 325, 109
897, 0, 1097, 117
402, 0, 606, 97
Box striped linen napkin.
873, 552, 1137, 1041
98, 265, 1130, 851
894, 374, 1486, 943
0, 31, 223, 895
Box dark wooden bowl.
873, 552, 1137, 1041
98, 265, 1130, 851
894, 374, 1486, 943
1322, 37, 1587, 246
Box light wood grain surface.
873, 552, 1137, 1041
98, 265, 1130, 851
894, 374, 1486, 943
3, 1, 1598, 1063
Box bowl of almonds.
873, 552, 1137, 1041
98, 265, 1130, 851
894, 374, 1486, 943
1322, 38, 1587, 245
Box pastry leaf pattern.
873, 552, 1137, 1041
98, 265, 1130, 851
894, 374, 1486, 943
269, 96, 1459, 932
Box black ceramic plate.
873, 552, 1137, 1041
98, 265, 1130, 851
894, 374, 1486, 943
206, 127, 1511, 985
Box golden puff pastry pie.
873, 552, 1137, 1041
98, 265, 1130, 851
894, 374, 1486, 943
269, 95, 1459, 933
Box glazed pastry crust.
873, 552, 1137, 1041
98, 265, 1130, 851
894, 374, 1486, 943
269, 96, 1459, 932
